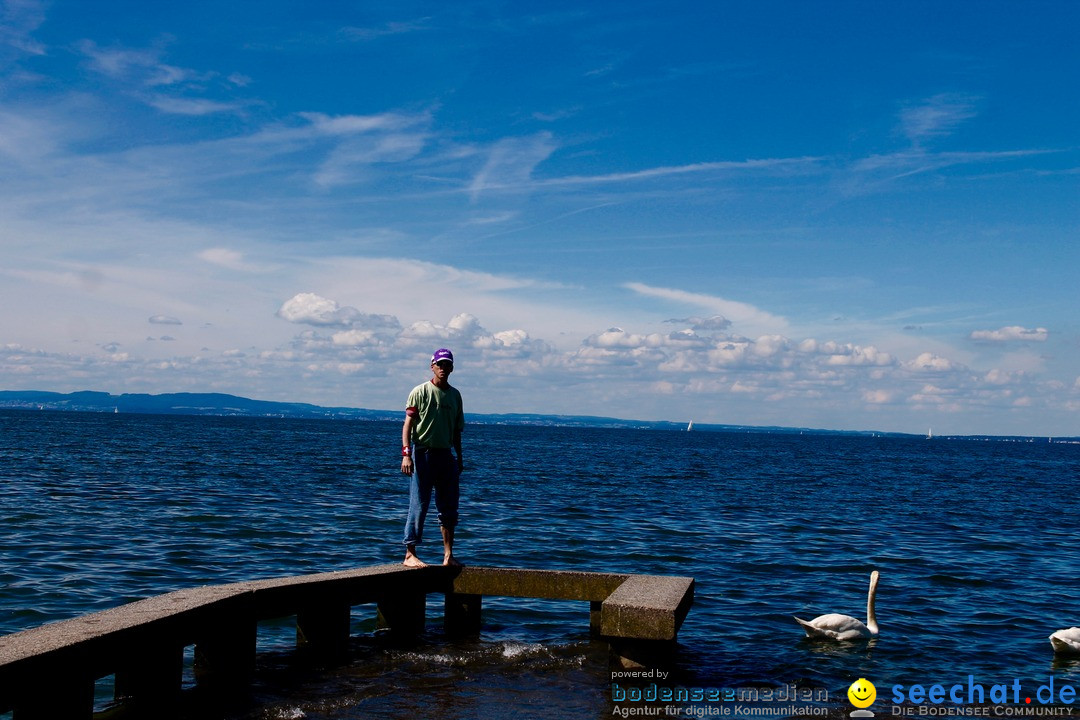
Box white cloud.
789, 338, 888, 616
839, 148, 1055, 199
905, 352, 957, 373
0, 106, 66, 163
969, 326, 1049, 343
909, 384, 958, 407
277, 294, 403, 340
148, 315, 182, 325
538, 156, 822, 188
330, 329, 378, 347
402, 313, 485, 343
995, 350, 1046, 375
898, 94, 979, 147
823, 344, 893, 367
277, 293, 363, 327
335, 362, 366, 374
221, 111, 435, 188
585, 327, 648, 349
297, 111, 430, 138
447, 313, 482, 337
197, 248, 276, 273
75, 39, 247, 116
468, 132, 558, 200
313, 132, 428, 187
0, 0, 47, 56
78, 40, 190, 85
198, 248, 245, 269
862, 389, 894, 404
753, 335, 790, 358
984, 368, 1018, 386
146, 96, 245, 116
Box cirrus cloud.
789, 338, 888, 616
624, 283, 787, 335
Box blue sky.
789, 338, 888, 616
1, 0, 1078, 435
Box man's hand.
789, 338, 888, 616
401, 456, 413, 475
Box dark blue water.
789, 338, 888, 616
2, 410, 1079, 718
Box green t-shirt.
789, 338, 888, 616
406, 381, 464, 449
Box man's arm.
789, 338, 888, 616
453, 428, 463, 473
401, 412, 416, 474
454, 391, 464, 472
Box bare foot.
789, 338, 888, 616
443, 554, 464, 567
403, 554, 427, 568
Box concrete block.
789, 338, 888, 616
600, 575, 695, 641
450, 566, 627, 601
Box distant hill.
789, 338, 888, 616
3, 389, 1074, 442
0, 389, 917, 437
0, 390, 396, 421
0, 390, 711, 429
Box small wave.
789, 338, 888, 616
396, 647, 472, 667
380, 637, 594, 676
501, 641, 545, 659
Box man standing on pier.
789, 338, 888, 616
400, 348, 465, 567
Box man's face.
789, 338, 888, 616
432, 360, 453, 380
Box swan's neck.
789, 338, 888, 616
865, 573, 880, 635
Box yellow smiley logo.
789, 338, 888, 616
848, 678, 876, 708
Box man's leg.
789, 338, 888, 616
404, 544, 425, 567
403, 450, 433, 567
440, 525, 461, 567
433, 450, 462, 566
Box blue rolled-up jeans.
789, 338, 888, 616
403, 447, 460, 547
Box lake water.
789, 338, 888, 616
1, 410, 1079, 718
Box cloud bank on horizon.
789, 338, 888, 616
0, 1, 1077, 436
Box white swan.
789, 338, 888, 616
1050, 627, 1080, 655
794, 570, 879, 641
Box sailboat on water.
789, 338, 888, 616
687, 420, 694, 431
927, 428, 933, 439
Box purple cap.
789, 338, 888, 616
431, 348, 454, 365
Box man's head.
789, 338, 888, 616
431, 348, 454, 378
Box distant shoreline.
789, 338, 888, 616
1, 389, 1077, 444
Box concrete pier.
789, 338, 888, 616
0, 565, 694, 718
